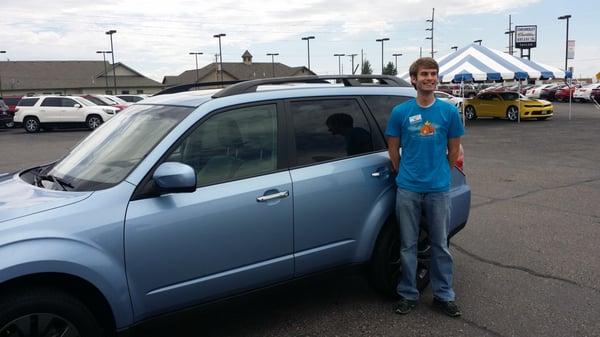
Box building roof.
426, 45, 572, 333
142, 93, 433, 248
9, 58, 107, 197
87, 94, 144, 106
163, 62, 315, 86
0, 61, 163, 91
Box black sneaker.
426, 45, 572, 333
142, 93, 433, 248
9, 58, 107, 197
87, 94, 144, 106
395, 298, 417, 315
433, 298, 462, 317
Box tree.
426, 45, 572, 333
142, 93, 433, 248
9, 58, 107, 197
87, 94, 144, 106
383, 61, 397, 75
361, 60, 373, 75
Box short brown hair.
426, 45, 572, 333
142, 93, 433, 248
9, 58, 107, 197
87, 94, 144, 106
409, 57, 439, 78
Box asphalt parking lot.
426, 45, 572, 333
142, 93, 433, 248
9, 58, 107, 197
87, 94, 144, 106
1, 102, 599, 337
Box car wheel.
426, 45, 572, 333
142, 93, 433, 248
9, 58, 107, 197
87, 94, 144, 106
5, 121, 14, 128
369, 221, 430, 299
0, 288, 104, 337
464, 106, 477, 120
23, 117, 40, 133
86, 115, 103, 130
506, 106, 519, 121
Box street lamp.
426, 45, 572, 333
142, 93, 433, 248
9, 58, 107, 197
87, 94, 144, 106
0, 50, 6, 97
301, 36, 315, 71
189, 52, 203, 83
105, 30, 117, 94
376, 38, 389, 75
347, 54, 358, 74
96, 50, 112, 93
558, 15, 572, 75
334, 53, 345, 75
451, 46, 458, 52
213, 33, 226, 85
392, 53, 402, 74
474, 39, 482, 45
267, 53, 279, 78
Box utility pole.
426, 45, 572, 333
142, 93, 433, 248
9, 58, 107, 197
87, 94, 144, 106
267, 53, 279, 77
505, 15, 515, 55
426, 8, 434, 58
558, 15, 572, 76
105, 30, 117, 94
301, 36, 315, 71
0, 50, 5, 97
376, 38, 389, 74
392, 53, 402, 74
96, 50, 112, 93
360, 49, 364, 74
334, 54, 345, 75
347, 54, 358, 74
189, 52, 203, 83
213, 33, 226, 85
419, 47, 423, 58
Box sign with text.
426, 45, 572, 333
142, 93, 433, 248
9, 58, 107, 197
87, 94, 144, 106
515, 25, 537, 49
568, 40, 575, 59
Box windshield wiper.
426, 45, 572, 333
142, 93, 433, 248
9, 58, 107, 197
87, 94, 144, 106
35, 174, 74, 191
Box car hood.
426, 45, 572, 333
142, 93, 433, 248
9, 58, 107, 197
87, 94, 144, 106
0, 172, 92, 223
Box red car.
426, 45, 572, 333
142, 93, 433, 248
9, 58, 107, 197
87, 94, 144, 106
554, 85, 580, 102
1, 96, 22, 115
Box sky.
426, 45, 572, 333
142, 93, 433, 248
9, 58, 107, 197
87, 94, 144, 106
1, 0, 598, 82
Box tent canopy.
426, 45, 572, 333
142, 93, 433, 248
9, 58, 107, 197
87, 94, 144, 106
400, 44, 572, 83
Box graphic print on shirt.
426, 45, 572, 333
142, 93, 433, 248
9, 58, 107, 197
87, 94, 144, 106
420, 121, 436, 136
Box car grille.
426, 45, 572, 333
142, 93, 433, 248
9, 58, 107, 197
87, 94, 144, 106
530, 110, 553, 116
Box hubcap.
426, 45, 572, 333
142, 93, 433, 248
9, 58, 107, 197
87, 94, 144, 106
508, 107, 518, 121
25, 120, 37, 132
465, 107, 475, 119
88, 118, 101, 129
0, 313, 81, 337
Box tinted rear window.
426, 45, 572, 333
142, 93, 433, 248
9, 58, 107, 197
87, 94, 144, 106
363, 95, 411, 133
4, 97, 21, 105
17, 98, 39, 106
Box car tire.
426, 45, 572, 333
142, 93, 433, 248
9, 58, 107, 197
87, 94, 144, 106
23, 117, 41, 133
369, 221, 430, 299
0, 288, 105, 337
464, 106, 477, 120
506, 106, 519, 122
86, 115, 103, 130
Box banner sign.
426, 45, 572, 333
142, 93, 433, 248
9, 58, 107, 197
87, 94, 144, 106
567, 40, 575, 59
515, 25, 537, 49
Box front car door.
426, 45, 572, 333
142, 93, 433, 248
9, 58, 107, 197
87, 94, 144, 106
60, 97, 84, 122
124, 102, 294, 319
286, 97, 393, 275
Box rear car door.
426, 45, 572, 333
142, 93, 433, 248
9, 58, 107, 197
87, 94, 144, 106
39, 97, 64, 122
286, 97, 392, 275
124, 102, 294, 319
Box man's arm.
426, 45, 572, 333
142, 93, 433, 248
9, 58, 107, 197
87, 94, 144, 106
387, 136, 401, 173
447, 137, 461, 167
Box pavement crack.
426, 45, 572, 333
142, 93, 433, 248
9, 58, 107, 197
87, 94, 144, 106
460, 317, 507, 337
451, 244, 600, 294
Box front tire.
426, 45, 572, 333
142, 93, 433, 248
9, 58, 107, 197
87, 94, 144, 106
506, 105, 519, 121
86, 115, 103, 130
0, 288, 105, 337
23, 117, 40, 133
369, 221, 430, 299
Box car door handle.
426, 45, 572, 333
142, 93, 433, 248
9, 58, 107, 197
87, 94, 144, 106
371, 169, 390, 178
257, 190, 289, 202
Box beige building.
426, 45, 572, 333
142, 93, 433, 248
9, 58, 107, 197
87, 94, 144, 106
0, 61, 164, 97
163, 50, 316, 87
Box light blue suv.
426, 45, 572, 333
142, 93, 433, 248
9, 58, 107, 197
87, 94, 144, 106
0, 76, 470, 336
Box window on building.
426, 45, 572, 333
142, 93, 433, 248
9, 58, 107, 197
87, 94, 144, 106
121, 90, 130, 94
136, 90, 144, 94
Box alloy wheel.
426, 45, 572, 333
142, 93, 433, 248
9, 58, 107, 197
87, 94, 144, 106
0, 313, 81, 337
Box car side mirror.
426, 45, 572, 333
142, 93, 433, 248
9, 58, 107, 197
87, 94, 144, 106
74, 104, 82, 108
153, 162, 197, 194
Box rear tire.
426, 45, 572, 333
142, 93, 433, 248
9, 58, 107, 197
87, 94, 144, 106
0, 288, 105, 337
23, 117, 40, 133
369, 221, 430, 299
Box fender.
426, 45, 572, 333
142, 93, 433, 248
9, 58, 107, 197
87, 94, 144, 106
0, 238, 133, 329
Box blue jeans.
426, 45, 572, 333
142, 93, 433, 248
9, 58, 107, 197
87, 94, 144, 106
395, 188, 455, 301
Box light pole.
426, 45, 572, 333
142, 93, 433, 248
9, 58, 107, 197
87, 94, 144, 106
213, 33, 226, 85
451, 46, 458, 52
334, 53, 345, 75
347, 54, 358, 74
426, 8, 435, 58
474, 39, 482, 45
392, 53, 402, 75
0, 50, 6, 97
105, 30, 117, 94
301, 36, 315, 71
267, 53, 279, 78
375, 38, 389, 74
558, 15, 572, 75
96, 50, 112, 93
189, 52, 203, 83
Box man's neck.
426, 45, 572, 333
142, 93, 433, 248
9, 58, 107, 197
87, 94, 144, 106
416, 91, 435, 108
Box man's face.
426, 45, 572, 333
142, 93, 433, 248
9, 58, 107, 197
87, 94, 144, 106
411, 67, 438, 93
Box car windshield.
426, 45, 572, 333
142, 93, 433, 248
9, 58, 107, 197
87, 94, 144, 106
74, 97, 95, 106
45, 104, 194, 191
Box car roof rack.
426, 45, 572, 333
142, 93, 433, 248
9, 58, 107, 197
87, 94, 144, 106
154, 80, 244, 96
211, 75, 410, 98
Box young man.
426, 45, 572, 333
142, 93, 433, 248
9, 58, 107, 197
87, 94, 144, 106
385, 57, 464, 317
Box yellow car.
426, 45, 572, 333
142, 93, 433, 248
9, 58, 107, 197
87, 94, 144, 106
464, 91, 553, 121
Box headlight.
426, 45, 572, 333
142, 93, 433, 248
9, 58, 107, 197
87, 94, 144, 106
102, 109, 115, 114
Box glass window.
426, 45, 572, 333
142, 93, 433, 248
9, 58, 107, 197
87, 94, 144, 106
85, 96, 108, 106
136, 90, 144, 94
363, 95, 410, 133
166, 104, 278, 187
499, 92, 519, 101
17, 98, 39, 107
41, 97, 63, 107
61, 98, 79, 107
121, 90, 130, 94
290, 99, 374, 166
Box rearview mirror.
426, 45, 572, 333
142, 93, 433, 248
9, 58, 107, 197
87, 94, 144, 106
153, 162, 196, 194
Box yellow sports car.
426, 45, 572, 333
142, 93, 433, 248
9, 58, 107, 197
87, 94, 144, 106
464, 91, 553, 121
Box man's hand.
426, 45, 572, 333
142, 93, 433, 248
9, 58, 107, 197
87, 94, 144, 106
387, 137, 401, 173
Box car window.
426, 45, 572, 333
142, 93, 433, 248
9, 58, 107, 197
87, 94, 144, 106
499, 92, 519, 100
84, 96, 107, 106
4, 97, 20, 105
290, 98, 374, 166
17, 98, 39, 106
40, 97, 63, 107
61, 98, 79, 107
166, 103, 278, 187
363, 95, 410, 134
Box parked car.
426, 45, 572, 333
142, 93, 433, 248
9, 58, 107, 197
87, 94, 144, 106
525, 84, 557, 99
1, 96, 22, 116
451, 84, 477, 97
81, 94, 129, 112
434, 91, 463, 108
117, 94, 147, 103
0, 99, 13, 128
0, 76, 470, 336
464, 91, 553, 121
554, 84, 580, 102
539, 84, 564, 101
573, 83, 600, 102
13, 95, 118, 132
519, 84, 536, 95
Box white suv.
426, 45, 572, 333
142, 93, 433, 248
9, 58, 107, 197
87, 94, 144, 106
14, 95, 118, 133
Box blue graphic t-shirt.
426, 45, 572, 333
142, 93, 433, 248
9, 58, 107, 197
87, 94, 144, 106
385, 98, 464, 192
